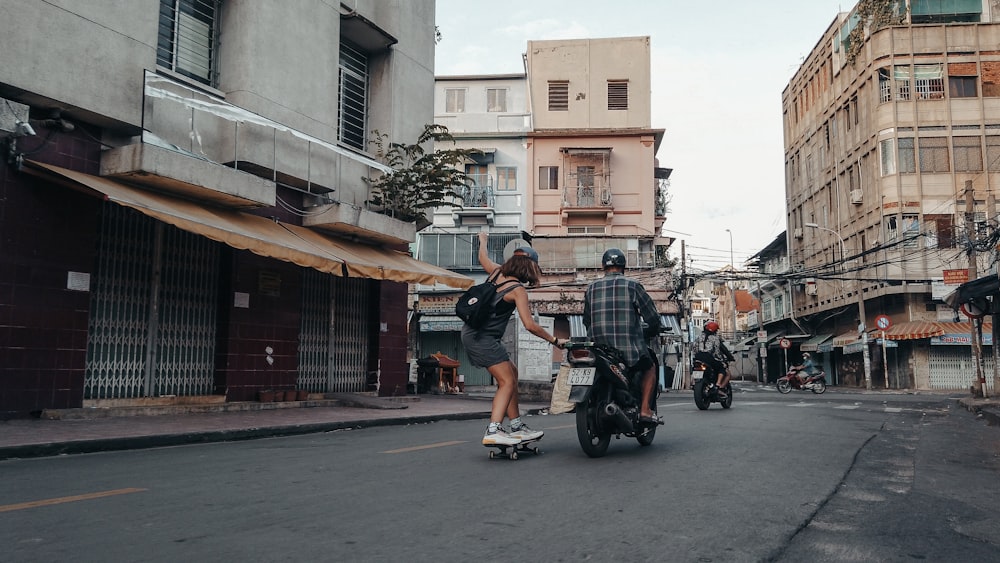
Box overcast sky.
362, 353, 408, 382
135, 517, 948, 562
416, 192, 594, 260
434, 0, 853, 272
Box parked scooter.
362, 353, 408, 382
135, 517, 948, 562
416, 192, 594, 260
777, 366, 827, 394
691, 358, 733, 410
564, 337, 664, 458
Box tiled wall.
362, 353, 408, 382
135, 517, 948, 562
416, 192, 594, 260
0, 132, 102, 418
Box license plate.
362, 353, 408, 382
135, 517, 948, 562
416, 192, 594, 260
692, 369, 705, 381
567, 367, 596, 386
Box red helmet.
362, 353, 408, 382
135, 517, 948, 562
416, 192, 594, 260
705, 321, 719, 333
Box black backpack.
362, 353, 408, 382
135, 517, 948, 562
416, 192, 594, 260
455, 270, 518, 329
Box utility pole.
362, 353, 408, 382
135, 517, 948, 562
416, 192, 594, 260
989, 188, 997, 398
680, 240, 689, 390
966, 180, 986, 397
858, 254, 872, 391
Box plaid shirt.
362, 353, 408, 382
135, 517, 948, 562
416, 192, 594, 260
583, 271, 661, 366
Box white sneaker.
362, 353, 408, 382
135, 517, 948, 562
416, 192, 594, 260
483, 427, 521, 446
509, 423, 544, 441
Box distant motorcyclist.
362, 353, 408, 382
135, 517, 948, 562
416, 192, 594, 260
693, 320, 735, 397
792, 352, 819, 376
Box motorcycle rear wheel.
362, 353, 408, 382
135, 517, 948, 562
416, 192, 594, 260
810, 380, 827, 394
776, 379, 792, 394
576, 401, 611, 457
693, 379, 709, 410
720, 384, 733, 409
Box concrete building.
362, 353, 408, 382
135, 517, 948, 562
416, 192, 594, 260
0, 0, 469, 419
783, 0, 1000, 391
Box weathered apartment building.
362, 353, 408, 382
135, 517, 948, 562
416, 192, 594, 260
782, 0, 1000, 391
0, 0, 469, 419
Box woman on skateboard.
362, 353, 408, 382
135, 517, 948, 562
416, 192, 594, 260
463, 231, 565, 446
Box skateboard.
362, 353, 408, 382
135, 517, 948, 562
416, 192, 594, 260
485, 437, 541, 460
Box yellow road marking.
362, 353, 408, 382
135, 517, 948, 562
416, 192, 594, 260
382, 440, 467, 454
0, 487, 147, 513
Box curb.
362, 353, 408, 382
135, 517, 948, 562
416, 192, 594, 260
957, 398, 1000, 427
0, 406, 549, 461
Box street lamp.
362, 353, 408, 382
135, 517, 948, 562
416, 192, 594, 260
725, 228, 737, 341
805, 222, 872, 390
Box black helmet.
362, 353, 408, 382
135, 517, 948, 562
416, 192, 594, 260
602, 248, 626, 268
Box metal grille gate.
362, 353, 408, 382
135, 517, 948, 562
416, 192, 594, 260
85, 205, 218, 398
298, 269, 373, 393
929, 347, 996, 392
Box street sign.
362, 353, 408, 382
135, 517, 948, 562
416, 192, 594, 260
875, 315, 891, 331
757, 330, 767, 340
779, 338, 791, 349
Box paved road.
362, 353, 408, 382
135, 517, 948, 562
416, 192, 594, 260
2, 390, 998, 562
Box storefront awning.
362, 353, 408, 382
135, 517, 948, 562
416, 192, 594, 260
568, 314, 681, 338
800, 333, 833, 352
25, 161, 473, 290
881, 321, 943, 340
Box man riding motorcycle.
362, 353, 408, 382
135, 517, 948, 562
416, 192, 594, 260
693, 320, 734, 398
583, 248, 663, 424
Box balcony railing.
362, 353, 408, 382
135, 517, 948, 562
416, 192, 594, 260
563, 185, 613, 208
460, 174, 495, 208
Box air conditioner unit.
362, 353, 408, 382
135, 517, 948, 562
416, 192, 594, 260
793, 228, 803, 239
805, 278, 818, 295
850, 189, 863, 204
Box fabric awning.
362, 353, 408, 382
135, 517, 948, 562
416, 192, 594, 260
418, 315, 465, 332
800, 333, 833, 352
25, 160, 473, 289
832, 332, 860, 347
881, 321, 943, 341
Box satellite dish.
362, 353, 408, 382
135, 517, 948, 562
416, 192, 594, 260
502, 238, 531, 261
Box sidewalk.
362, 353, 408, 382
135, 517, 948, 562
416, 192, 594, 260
0, 387, 548, 461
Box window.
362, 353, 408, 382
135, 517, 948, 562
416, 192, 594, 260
879, 68, 892, 103
338, 40, 368, 150
608, 80, 628, 110
157, 0, 220, 86
902, 214, 920, 248
924, 214, 954, 249
898, 138, 916, 172
895, 66, 911, 100
486, 88, 506, 112
915, 64, 945, 99
880, 139, 896, 176
445, 88, 466, 113
910, 0, 982, 24
987, 136, 1000, 170
466, 165, 488, 188
949, 77, 978, 98
548, 81, 569, 111
538, 166, 559, 190
918, 137, 950, 172
953, 137, 983, 172
495, 167, 516, 191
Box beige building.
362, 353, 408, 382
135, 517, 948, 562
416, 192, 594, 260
783, 1, 999, 391
524, 37, 669, 270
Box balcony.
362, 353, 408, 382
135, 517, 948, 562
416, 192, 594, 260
452, 175, 495, 226
99, 72, 416, 244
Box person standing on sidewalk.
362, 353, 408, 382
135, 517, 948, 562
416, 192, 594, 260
462, 231, 565, 446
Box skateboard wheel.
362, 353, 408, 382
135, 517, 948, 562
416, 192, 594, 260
489, 450, 495, 459
510, 451, 519, 460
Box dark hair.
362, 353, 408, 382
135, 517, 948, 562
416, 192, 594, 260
500, 255, 541, 287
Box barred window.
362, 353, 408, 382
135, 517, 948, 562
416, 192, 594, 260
157, 0, 220, 87
987, 136, 1000, 170
338, 40, 369, 150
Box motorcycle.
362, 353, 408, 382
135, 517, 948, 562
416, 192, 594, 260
691, 358, 733, 410
777, 366, 827, 394
564, 337, 664, 458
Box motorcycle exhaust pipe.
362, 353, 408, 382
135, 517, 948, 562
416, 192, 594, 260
603, 403, 634, 433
